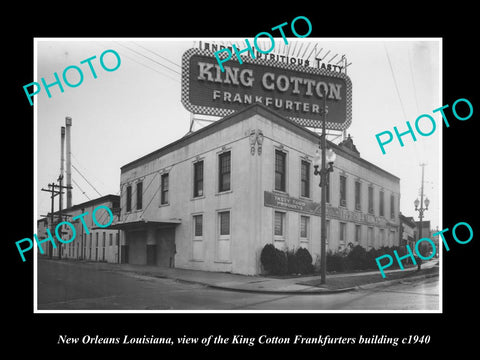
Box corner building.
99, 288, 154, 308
116, 104, 400, 275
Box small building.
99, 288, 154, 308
37, 194, 123, 263
399, 213, 417, 249
112, 104, 400, 275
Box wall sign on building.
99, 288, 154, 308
181, 48, 352, 130
264, 191, 397, 229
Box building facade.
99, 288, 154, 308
37, 195, 123, 263
114, 104, 400, 275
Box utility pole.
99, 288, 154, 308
41, 183, 63, 258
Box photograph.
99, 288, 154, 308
33, 37, 441, 312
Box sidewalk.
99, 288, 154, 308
42, 257, 439, 295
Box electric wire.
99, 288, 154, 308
132, 42, 181, 69
72, 164, 103, 198
384, 43, 408, 121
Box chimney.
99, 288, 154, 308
65, 117, 72, 208
60, 126, 65, 211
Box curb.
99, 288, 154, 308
119, 267, 439, 296
203, 283, 358, 295
356, 272, 439, 291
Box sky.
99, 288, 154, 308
35, 38, 441, 230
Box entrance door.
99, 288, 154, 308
156, 228, 176, 267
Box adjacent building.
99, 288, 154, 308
112, 103, 400, 275
37, 194, 123, 263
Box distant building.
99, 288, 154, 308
37, 194, 122, 263
111, 104, 401, 275
399, 213, 416, 249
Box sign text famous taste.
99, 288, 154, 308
213, 16, 312, 72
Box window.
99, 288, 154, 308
116, 233, 119, 246
379, 190, 385, 217
161, 173, 169, 205
89, 234, 92, 258
380, 228, 386, 245
300, 216, 309, 238
340, 222, 347, 246
102, 232, 106, 247
355, 224, 361, 244
275, 150, 286, 192
136, 182, 143, 210
219, 211, 230, 236
274, 211, 285, 236
217, 211, 231, 262
300, 216, 309, 248
126, 185, 132, 212
193, 161, 204, 197
300, 160, 310, 198
368, 186, 374, 214
367, 227, 374, 249
340, 175, 347, 207
355, 181, 361, 210
193, 214, 203, 237
192, 214, 204, 261
109, 233, 113, 246
218, 151, 231, 192
390, 194, 395, 219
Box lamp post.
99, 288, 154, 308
313, 91, 336, 285
414, 163, 429, 268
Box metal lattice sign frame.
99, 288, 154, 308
181, 48, 352, 130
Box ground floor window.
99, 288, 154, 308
274, 211, 286, 248
355, 224, 361, 245
339, 222, 347, 248
367, 227, 374, 249
300, 215, 309, 248
379, 228, 386, 247
192, 214, 204, 261
216, 210, 231, 262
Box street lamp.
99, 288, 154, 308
414, 163, 429, 269
312, 91, 336, 284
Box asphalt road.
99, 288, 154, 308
37, 259, 439, 311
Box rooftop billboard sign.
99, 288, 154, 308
181, 48, 352, 130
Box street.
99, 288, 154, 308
37, 258, 439, 311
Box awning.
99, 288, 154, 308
94, 219, 181, 231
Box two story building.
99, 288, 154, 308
112, 104, 400, 275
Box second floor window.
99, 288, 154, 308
340, 175, 347, 207
219, 151, 231, 192
379, 190, 385, 217
275, 150, 286, 192
300, 160, 310, 198
126, 185, 132, 212
161, 173, 169, 205
368, 186, 374, 214
390, 194, 395, 219
355, 181, 361, 210
193, 161, 204, 197
136, 181, 143, 210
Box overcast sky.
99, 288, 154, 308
35, 38, 441, 230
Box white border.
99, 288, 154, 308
33, 37, 442, 314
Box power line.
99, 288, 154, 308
72, 164, 103, 198
114, 41, 181, 76
408, 46, 420, 114
384, 43, 408, 120
72, 178, 91, 201
132, 42, 181, 69
95, 42, 180, 83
